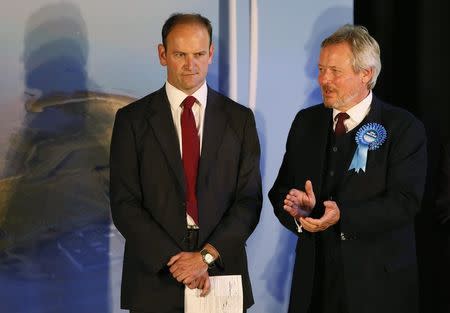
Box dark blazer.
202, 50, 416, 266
269, 96, 427, 313
436, 140, 450, 312
110, 86, 262, 312
436, 140, 450, 227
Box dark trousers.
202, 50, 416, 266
308, 229, 348, 313
131, 229, 199, 313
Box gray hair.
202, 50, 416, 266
321, 24, 381, 90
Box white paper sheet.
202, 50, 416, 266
184, 275, 243, 313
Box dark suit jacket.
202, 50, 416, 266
436, 140, 450, 313
269, 96, 427, 313
110, 86, 262, 312
436, 140, 450, 227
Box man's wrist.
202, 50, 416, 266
203, 243, 220, 259
200, 248, 215, 267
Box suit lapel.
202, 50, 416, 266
197, 88, 227, 186
359, 96, 383, 169
145, 87, 186, 194
364, 95, 382, 123
311, 107, 333, 200
197, 88, 228, 243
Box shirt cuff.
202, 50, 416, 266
294, 217, 303, 233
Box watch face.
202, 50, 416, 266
204, 253, 214, 264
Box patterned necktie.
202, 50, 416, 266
181, 96, 200, 225
335, 112, 350, 136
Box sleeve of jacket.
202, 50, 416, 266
110, 108, 179, 273
268, 111, 305, 235
339, 115, 427, 236
205, 109, 263, 267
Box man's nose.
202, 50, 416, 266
184, 55, 194, 70
318, 70, 331, 85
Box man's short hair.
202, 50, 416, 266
322, 24, 381, 90
162, 13, 213, 48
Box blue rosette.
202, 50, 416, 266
349, 122, 387, 173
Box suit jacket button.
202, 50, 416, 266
340, 232, 347, 241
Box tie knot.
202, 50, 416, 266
336, 112, 350, 122
182, 96, 197, 110
334, 112, 350, 136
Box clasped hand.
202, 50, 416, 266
283, 180, 340, 232
167, 252, 210, 296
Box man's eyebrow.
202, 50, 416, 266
318, 65, 342, 70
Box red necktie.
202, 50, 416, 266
181, 96, 200, 225
335, 112, 350, 136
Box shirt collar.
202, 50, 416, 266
165, 81, 208, 110
333, 91, 372, 124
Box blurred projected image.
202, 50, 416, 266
0, 3, 133, 312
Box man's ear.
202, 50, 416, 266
208, 43, 214, 65
361, 67, 373, 85
158, 44, 167, 66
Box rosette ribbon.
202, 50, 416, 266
349, 123, 387, 173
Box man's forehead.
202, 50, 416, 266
165, 24, 210, 48
319, 46, 352, 64
167, 22, 208, 36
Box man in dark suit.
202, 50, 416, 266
269, 25, 426, 313
110, 13, 262, 313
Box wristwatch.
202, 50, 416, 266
200, 248, 215, 267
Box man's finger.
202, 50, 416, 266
299, 218, 318, 232
323, 200, 337, 208
305, 180, 315, 201
284, 198, 294, 207
200, 277, 211, 297
283, 205, 297, 216
177, 272, 191, 283
284, 205, 305, 218
169, 263, 180, 274
289, 189, 304, 198
302, 216, 322, 226
167, 253, 182, 266
286, 193, 301, 205
172, 267, 188, 279
187, 280, 197, 289
183, 274, 197, 285
300, 217, 327, 232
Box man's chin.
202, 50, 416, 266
181, 78, 202, 88
179, 82, 203, 94
323, 100, 335, 108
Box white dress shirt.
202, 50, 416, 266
332, 91, 372, 133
